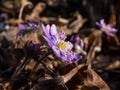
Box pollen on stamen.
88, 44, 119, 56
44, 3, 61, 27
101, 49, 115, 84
57, 41, 67, 50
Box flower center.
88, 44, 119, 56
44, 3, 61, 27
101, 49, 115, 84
57, 41, 67, 50
104, 26, 109, 31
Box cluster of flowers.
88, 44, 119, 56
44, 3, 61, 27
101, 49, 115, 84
17, 20, 40, 36
17, 19, 117, 63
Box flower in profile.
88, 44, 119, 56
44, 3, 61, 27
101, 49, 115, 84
70, 35, 86, 55
27, 41, 40, 52
17, 20, 40, 37
28, 20, 40, 31
96, 19, 117, 37
17, 24, 27, 36
0, 13, 8, 20
42, 24, 82, 63
24, 41, 41, 56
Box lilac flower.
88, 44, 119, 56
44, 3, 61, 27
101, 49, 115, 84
17, 21, 39, 36
96, 19, 117, 37
28, 20, 40, 31
0, 13, 8, 31
17, 24, 26, 36
42, 24, 82, 63
70, 35, 86, 55
0, 13, 8, 20
24, 41, 41, 56
28, 42, 40, 52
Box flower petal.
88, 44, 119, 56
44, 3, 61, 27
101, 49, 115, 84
71, 54, 82, 63
19, 24, 26, 30
96, 19, 117, 37
52, 46, 61, 57
58, 31, 66, 40
43, 35, 54, 47
50, 24, 58, 36
66, 41, 73, 51
42, 24, 51, 39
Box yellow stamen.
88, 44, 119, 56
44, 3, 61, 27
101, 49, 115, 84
57, 41, 67, 50
104, 26, 109, 31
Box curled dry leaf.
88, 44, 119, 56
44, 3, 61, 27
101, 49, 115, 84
58, 17, 69, 25
106, 35, 120, 46
7, 19, 24, 25
6, 0, 33, 25
43, 0, 67, 7
25, 3, 46, 21
81, 69, 110, 90
40, 16, 69, 26
40, 16, 57, 24
19, 0, 33, 20
2, 1, 14, 9
32, 64, 84, 90
108, 5, 116, 26
63, 12, 87, 35
105, 60, 120, 70
0, 0, 16, 16
84, 30, 102, 52
21, 32, 40, 44
14, 32, 40, 48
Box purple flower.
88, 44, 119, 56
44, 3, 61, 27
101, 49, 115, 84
17, 21, 39, 36
0, 13, 8, 20
28, 20, 40, 31
24, 41, 41, 56
70, 35, 86, 55
42, 24, 82, 63
17, 24, 27, 36
28, 43, 40, 52
96, 19, 117, 37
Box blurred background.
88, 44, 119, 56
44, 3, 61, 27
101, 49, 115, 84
0, 0, 120, 90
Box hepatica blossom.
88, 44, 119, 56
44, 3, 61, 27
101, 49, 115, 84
42, 24, 82, 63
26, 41, 40, 53
17, 20, 39, 36
96, 19, 117, 37
70, 35, 86, 55
28, 20, 40, 31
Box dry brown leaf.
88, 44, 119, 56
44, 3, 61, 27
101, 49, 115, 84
7, 19, 24, 25
2, 1, 14, 9
32, 64, 85, 90
105, 60, 120, 70
84, 30, 102, 52
19, 0, 33, 20
63, 12, 87, 35
25, 3, 46, 21
78, 69, 110, 90
106, 35, 120, 46
108, 5, 116, 26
